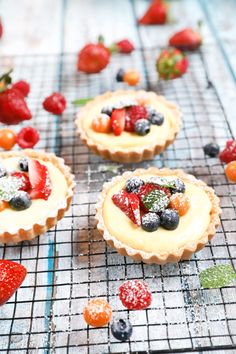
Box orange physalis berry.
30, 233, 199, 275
169, 193, 190, 216
0, 200, 8, 211
91, 114, 112, 133
225, 161, 236, 183
0, 129, 17, 150
83, 298, 112, 327
123, 70, 140, 86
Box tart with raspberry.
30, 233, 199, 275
96, 168, 221, 264
75, 90, 181, 163
0, 150, 75, 243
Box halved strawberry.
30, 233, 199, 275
137, 183, 171, 211
11, 172, 30, 191
111, 108, 126, 136
112, 190, 141, 225
28, 159, 52, 200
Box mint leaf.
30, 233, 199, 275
143, 189, 169, 212
72, 97, 93, 106
200, 264, 236, 289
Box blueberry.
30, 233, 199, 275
160, 209, 179, 230
111, 317, 133, 342
171, 178, 185, 194
134, 119, 150, 136
149, 112, 164, 126
141, 212, 160, 232
18, 157, 29, 172
0, 162, 7, 178
116, 68, 125, 82
203, 143, 220, 157
125, 176, 144, 193
9, 191, 32, 211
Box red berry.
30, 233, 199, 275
12, 80, 30, 97
119, 280, 152, 310
219, 140, 236, 163
0, 260, 27, 306
156, 48, 188, 80
43, 92, 66, 115
83, 299, 112, 327
28, 159, 52, 200
111, 108, 126, 136
77, 43, 110, 74
11, 172, 31, 192
138, 0, 168, 25
169, 28, 202, 51
0, 88, 32, 125
125, 105, 148, 132
116, 39, 135, 54
16, 126, 40, 149
112, 190, 141, 225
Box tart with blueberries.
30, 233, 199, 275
75, 90, 181, 163
96, 168, 221, 264
0, 150, 75, 243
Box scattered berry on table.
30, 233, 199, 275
77, 42, 110, 74
143, 189, 169, 212
160, 208, 179, 230
148, 111, 164, 126
125, 105, 148, 132
123, 70, 140, 86
119, 279, 152, 310
169, 28, 202, 51
141, 212, 160, 232
134, 119, 150, 136
111, 108, 126, 136
171, 178, 185, 194
11, 172, 30, 192
116, 39, 135, 54
225, 161, 236, 183
203, 143, 220, 157
169, 193, 190, 216
83, 298, 112, 327
0, 129, 17, 150
18, 157, 29, 172
12, 80, 30, 97
138, 0, 168, 25
43, 92, 66, 115
0, 260, 27, 306
111, 317, 133, 341
219, 140, 236, 163
92, 114, 112, 133
16, 126, 40, 149
125, 176, 144, 193
28, 159, 52, 200
112, 190, 141, 225
9, 191, 32, 211
116, 68, 125, 82
156, 48, 188, 80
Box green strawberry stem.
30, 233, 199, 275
0, 68, 13, 92
72, 97, 93, 106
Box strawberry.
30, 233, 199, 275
12, 80, 30, 97
137, 183, 171, 211
43, 92, 66, 115
112, 190, 141, 225
169, 28, 202, 51
11, 172, 31, 191
219, 140, 236, 163
138, 0, 168, 25
156, 48, 189, 80
111, 108, 126, 136
116, 39, 135, 54
28, 159, 52, 200
77, 42, 110, 74
125, 105, 148, 132
0, 260, 27, 306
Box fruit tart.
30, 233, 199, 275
75, 90, 181, 163
0, 149, 75, 243
96, 168, 221, 264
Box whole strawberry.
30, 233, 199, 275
77, 39, 110, 74
0, 260, 27, 306
115, 39, 135, 54
156, 48, 189, 80
0, 70, 32, 125
169, 28, 202, 51
43, 92, 66, 115
12, 80, 30, 97
138, 0, 168, 25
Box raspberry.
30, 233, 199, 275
16, 126, 40, 149
125, 105, 148, 132
12, 80, 30, 97
83, 299, 112, 327
219, 140, 236, 163
11, 172, 31, 192
43, 92, 66, 115
119, 280, 152, 310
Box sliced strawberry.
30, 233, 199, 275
11, 172, 30, 191
112, 190, 140, 225
111, 108, 126, 136
137, 183, 171, 211
28, 159, 52, 200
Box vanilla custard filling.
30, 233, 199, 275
82, 93, 175, 149
0, 157, 68, 230
103, 174, 212, 254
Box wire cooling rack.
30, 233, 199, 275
0, 49, 235, 354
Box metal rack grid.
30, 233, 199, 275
0, 48, 235, 354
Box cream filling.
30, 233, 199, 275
0, 157, 68, 231
81, 93, 176, 150
103, 174, 212, 254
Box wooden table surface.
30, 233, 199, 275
0, 1, 236, 354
